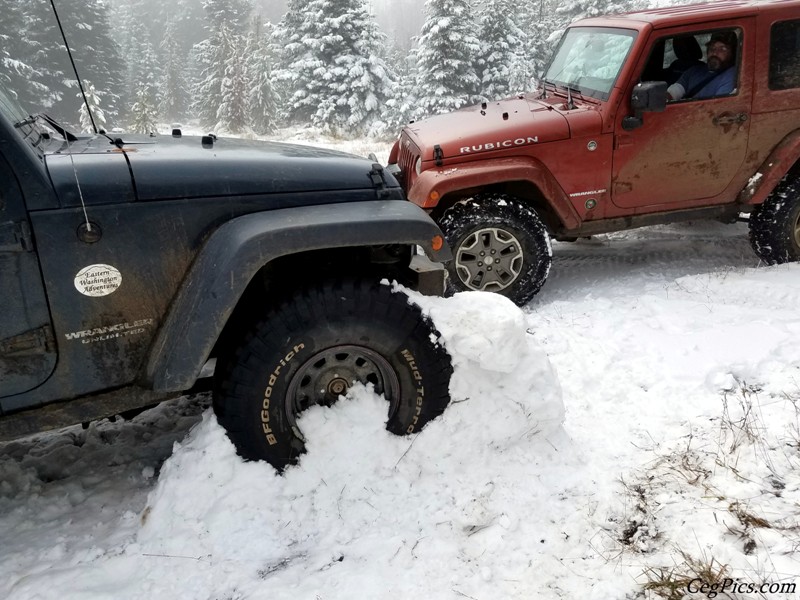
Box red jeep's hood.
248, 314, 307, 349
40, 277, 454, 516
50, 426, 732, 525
403, 96, 572, 161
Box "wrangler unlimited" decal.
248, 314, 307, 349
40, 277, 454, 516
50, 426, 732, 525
64, 318, 154, 344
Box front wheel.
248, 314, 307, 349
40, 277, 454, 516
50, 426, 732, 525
749, 175, 800, 264
213, 279, 453, 470
438, 194, 553, 306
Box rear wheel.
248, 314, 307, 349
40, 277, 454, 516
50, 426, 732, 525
438, 194, 552, 306
213, 279, 452, 470
749, 175, 800, 265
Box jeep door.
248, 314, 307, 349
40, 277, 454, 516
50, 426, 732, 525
0, 147, 57, 398
611, 20, 754, 210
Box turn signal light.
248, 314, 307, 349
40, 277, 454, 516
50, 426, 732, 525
432, 235, 444, 251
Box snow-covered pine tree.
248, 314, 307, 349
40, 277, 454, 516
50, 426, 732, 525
554, 0, 644, 31
0, 0, 34, 98
128, 42, 160, 132
201, 0, 253, 34
519, 0, 562, 86
216, 26, 250, 134
77, 81, 107, 133
159, 16, 190, 122
129, 81, 159, 134
192, 0, 253, 130
272, 0, 313, 123
414, 0, 482, 118
379, 47, 417, 136
477, 0, 530, 99
245, 17, 280, 134
286, 0, 396, 135
66, 0, 125, 123
11, 0, 68, 112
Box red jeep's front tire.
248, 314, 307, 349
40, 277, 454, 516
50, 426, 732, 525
749, 175, 800, 265
439, 194, 553, 306
212, 279, 452, 470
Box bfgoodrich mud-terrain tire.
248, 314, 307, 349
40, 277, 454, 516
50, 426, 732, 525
439, 194, 552, 306
213, 280, 452, 470
749, 176, 800, 265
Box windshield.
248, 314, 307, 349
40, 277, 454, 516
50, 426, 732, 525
543, 27, 637, 101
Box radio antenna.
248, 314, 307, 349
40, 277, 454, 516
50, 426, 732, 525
49, 0, 94, 233
49, 0, 97, 134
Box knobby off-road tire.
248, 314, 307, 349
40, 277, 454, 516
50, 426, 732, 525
749, 175, 800, 265
439, 194, 553, 306
213, 280, 452, 470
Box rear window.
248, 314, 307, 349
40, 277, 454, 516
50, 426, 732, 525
769, 20, 800, 90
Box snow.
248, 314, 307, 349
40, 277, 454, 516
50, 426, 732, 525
2, 212, 800, 597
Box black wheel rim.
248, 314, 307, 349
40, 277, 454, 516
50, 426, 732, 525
285, 345, 400, 441
455, 227, 524, 292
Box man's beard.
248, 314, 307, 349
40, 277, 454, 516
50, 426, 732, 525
708, 56, 723, 71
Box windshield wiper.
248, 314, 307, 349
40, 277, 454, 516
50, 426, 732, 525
14, 113, 77, 142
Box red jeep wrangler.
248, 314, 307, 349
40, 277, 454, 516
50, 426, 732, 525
389, 0, 800, 305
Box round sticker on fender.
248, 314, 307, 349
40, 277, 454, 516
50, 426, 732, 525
74, 264, 122, 297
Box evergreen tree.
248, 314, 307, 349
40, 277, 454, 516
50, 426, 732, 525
159, 17, 190, 122
0, 1, 34, 100
555, 0, 644, 30
477, 0, 530, 99
414, 0, 482, 118
379, 48, 417, 137
201, 0, 253, 34
130, 81, 159, 134
192, 0, 253, 130
245, 17, 280, 134
128, 41, 160, 131
519, 1, 561, 86
216, 27, 250, 133
77, 81, 107, 133
283, 0, 396, 135
11, 0, 68, 112
272, 0, 315, 123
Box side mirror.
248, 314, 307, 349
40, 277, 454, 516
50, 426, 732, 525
623, 81, 668, 130
631, 81, 668, 112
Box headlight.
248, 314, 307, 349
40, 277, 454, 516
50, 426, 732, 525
415, 156, 422, 175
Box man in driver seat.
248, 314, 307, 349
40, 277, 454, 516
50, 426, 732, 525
666, 31, 737, 100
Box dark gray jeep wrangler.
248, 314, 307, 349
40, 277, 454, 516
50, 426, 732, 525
0, 88, 453, 469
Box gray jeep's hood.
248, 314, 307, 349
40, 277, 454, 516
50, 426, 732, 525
45, 134, 395, 206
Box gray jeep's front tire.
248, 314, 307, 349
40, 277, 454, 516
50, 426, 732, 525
749, 175, 800, 265
438, 194, 553, 306
213, 279, 452, 470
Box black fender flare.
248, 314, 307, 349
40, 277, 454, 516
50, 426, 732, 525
144, 200, 451, 392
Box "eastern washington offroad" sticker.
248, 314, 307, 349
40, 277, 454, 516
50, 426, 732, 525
74, 264, 122, 297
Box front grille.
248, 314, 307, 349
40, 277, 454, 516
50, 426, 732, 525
396, 134, 420, 192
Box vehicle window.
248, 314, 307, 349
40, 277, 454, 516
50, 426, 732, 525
769, 20, 800, 90
647, 29, 741, 102
543, 27, 637, 101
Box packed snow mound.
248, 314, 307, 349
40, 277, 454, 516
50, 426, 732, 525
129, 289, 565, 599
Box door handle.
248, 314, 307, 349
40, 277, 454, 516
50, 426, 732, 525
713, 112, 748, 126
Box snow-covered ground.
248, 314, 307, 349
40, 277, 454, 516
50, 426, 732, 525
2, 157, 800, 598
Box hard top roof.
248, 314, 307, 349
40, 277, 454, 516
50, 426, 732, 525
575, 0, 800, 29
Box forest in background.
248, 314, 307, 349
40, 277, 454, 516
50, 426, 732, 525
0, 0, 683, 139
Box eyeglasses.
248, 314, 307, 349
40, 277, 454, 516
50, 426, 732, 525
708, 43, 732, 54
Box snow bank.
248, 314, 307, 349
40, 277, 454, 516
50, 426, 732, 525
116, 290, 565, 599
